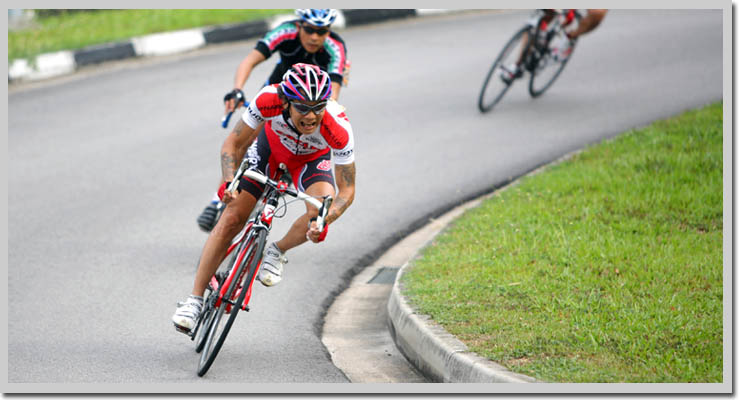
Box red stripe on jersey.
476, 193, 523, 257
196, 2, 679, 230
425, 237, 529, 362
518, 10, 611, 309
254, 86, 284, 118
320, 111, 350, 149
269, 31, 298, 51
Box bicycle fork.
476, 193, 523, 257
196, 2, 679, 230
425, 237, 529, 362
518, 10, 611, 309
217, 199, 277, 313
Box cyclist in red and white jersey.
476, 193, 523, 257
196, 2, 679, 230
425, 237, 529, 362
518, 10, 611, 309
173, 64, 356, 333
199, 9, 349, 233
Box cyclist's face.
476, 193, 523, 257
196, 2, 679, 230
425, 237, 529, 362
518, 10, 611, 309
288, 100, 326, 134
299, 23, 330, 53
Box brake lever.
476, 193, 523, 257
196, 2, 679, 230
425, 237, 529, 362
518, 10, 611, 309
316, 196, 333, 230
228, 158, 250, 193
221, 101, 249, 129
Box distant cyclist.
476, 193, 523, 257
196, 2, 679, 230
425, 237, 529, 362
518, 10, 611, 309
173, 64, 356, 333
199, 8, 349, 232
500, 9, 608, 84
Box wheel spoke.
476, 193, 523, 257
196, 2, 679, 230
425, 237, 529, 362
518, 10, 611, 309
529, 23, 577, 97
478, 26, 531, 113
195, 230, 267, 377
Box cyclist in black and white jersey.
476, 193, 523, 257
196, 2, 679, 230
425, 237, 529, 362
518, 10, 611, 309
226, 9, 348, 108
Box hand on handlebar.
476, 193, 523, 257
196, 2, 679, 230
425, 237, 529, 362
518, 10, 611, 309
222, 189, 237, 205
222, 89, 246, 128
306, 196, 333, 243
306, 217, 329, 243
218, 179, 240, 205
224, 89, 245, 113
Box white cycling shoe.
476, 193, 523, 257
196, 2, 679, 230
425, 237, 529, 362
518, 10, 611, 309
500, 63, 523, 84
258, 242, 287, 287
172, 295, 203, 333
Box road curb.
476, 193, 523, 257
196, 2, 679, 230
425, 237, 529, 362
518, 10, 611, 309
385, 185, 541, 384
8, 9, 430, 83
388, 272, 539, 383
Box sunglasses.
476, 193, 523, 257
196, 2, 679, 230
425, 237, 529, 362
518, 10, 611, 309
291, 101, 328, 115
302, 24, 330, 35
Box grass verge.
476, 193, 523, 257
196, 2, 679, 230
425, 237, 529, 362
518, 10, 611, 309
401, 102, 723, 382
9, 9, 292, 62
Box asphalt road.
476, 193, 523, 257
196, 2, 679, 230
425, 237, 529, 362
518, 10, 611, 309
7, 10, 722, 386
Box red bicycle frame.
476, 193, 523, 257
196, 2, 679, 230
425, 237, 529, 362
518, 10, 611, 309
208, 191, 282, 312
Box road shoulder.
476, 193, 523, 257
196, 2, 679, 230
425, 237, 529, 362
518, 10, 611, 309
323, 180, 542, 383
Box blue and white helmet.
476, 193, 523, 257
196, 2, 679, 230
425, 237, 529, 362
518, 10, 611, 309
295, 9, 338, 27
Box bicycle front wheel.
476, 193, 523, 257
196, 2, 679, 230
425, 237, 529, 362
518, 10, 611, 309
194, 245, 237, 353
196, 229, 267, 377
528, 27, 578, 97
194, 274, 222, 354
478, 26, 530, 113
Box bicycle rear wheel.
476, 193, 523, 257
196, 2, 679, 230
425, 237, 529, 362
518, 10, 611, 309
478, 26, 530, 113
196, 229, 267, 377
528, 24, 578, 97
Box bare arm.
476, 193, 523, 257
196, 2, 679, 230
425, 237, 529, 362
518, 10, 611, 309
220, 119, 262, 183
571, 9, 608, 38
224, 50, 267, 113
326, 162, 355, 225
330, 81, 342, 101
234, 49, 267, 90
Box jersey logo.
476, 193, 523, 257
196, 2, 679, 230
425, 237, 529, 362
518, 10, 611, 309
247, 106, 264, 122
317, 159, 332, 171
333, 149, 353, 158
255, 87, 284, 118
320, 112, 350, 148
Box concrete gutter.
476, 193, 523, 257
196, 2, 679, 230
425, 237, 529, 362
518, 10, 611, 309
8, 9, 450, 83
385, 184, 540, 383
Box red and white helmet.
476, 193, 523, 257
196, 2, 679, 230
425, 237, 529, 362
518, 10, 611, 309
280, 63, 332, 102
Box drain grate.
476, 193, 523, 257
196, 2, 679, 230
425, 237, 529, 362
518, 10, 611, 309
367, 266, 400, 284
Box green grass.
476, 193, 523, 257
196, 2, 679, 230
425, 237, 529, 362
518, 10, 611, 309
9, 9, 292, 62
401, 102, 724, 383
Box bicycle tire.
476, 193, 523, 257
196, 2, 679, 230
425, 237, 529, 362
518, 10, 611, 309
193, 247, 243, 356
194, 272, 222, 353
528, 16, 579, 98
478, 26, 530, 113
196, 229, 267, 377
194, 303, 212, 353
194, 241, 241, 353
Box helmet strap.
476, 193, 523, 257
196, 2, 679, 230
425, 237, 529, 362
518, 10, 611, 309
282, 108, 303, 136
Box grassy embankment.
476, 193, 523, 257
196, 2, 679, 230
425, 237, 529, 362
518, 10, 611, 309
9, 9, 292, 62
402, 102, 723, 382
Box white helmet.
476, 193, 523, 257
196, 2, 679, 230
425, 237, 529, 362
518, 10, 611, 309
295, 9, 338, 27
